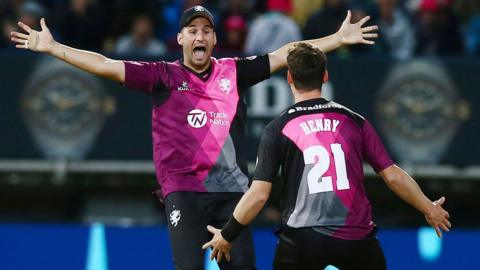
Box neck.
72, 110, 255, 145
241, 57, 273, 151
293, 88, 323, 103
182, 60, 211, 73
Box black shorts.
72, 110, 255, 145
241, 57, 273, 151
273, 226, 386, 270
162, 191, 256, 270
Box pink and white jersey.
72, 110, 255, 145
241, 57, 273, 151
124, 56, 270, 198
253, 98, 394, 240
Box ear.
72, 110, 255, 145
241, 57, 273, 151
287, 70, 294, 84
177, 32, 183, 46
213, 32, 217, 46
323, 70, 329, 83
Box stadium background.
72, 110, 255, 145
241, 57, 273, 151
1, 0, 479, 269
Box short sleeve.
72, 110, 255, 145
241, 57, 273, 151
362, 120, 394, 173
123, 61, 169, 95
235, 55, 270, 89
253, 122, 282, 182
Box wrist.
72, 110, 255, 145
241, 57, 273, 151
48, 40, 59, 55
221, 215, 246, 242
335, 31, 343, 46
421, 201, 436, 216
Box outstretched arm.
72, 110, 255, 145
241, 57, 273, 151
202, 180, 272, 263
379, 165, 452, 238
268, 10, 378, 73
10, 18, 125, 83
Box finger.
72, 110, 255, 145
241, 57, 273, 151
40, 18, 47, 31
363, 33, 378, 39
225, 252, 231, 262
15, 44, 29, 49
357, 15, 371, 26
344, 10, 352, 23
17, 21, 32, 34
11, 37, 26, 44
440, 223, 450, 232
363, 39, 375, 45
217, 251, 223, 263
434, 197, 445, 206
11, 31, 29, 39
11, 37, 29, 49
210, 248, 218, 261
362, 25, 378, 33
434, 226, 443, 239
445, 219, 452, 228
202, 241, 212, 250
206, 225, 216, 233
18, 39, 29, 49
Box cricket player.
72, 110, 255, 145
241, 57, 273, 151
203, 42, 451, 270
11, 6, 378, 270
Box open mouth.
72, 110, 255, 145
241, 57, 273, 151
193, 45, 206, 58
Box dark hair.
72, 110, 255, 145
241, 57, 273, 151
286, 42, 327, 91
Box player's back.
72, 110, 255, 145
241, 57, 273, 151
255, 98, 392, 240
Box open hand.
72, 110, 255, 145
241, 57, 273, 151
10, 18, 54, 52
202, 225, 232, 263
425, 196, 452, 238
337, 10, 378, 45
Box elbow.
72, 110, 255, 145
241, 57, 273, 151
252, 191, 269, 208
385, 175, 401, 190
381, 165, 404, 188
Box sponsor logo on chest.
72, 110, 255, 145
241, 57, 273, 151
187, 108, 230, 128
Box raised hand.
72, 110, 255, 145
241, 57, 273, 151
10, 18, 54, 52
202, 225, 232, 263
337, 10, 378, 45
425, 196, 452, 238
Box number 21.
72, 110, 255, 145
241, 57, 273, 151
303, 143, 350, 194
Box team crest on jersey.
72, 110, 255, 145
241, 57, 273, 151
187, 109, 207, 128
218, 78, 231, 95
178, 81, 192, 91
169, 209, 181, 227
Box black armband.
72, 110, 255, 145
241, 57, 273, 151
221, 216, 246, 242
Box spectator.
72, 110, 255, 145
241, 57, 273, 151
101, 0, 159, 44
457, 0, 480, 55
219, 0, 253, 21
244, 0, 302, 55
57, 0, 107, 52
114, 14, 166, 57
1, 0, 24, 18
415, 0, 464, 56
1, 1, 44, 49
216, 14, 247, 55
1, 17, 16, 48
465, 14, 480, 56
348, 4, 379, 56
374, 0, 415, 59
291, 0, 324, 27
303, 0, 348, 40
18, 1, 46, 30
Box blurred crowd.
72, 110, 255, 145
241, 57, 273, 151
2, 0, 480, 59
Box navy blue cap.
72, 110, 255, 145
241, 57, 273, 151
179, 5, 215, 30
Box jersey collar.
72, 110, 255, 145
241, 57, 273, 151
180, 59, 212, 82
